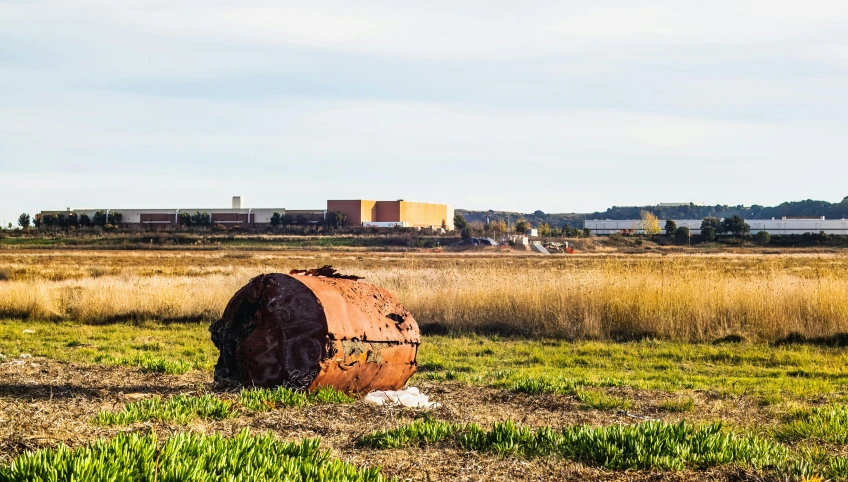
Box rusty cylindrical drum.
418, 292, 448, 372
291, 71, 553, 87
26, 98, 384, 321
209, 271, 419, 392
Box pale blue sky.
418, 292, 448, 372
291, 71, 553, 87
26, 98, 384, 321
2, 0, 848, 226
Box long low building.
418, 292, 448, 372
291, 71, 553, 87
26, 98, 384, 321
585, 218, 848, 236
40, 197, 326, 227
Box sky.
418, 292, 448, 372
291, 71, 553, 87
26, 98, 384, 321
2, 0, 848, 226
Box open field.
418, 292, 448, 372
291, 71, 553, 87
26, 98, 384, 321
3, 249, 848, 480
4, 332, 848, 480
3, 250, 848, 341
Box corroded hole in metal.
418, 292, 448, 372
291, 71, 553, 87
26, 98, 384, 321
386, 313, 405, 324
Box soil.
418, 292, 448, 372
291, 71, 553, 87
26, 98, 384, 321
0, 357, 779, 481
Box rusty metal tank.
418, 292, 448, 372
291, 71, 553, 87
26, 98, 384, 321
209, 268, 419, 393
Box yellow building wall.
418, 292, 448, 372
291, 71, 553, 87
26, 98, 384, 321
399, 202, 452, 229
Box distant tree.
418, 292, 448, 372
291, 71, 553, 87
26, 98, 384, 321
583, 228, 591, 237
754, 231, 771, 245
79, 214, 91, 227
674, 226, 690, 244
56, 213, 66, 227
469, 220, 485, 235
700, 217, 719, 242
515, 220, 530, 234
17, 213, 30, 229
92, 210, 108, 227
327, 211, 347, 229
664, 219, 677, 236
65, 212, 79, 228
270, 212, 282, 227
42, 213, 58, 227
561, 224, 581, 237
640, 210, 661, 236
281, 214, 294, 227
550, 227, 562, 237
191, 212, 211, 226
538, 222, 551, 237
461, 226, 472, 240
33, 214, 42, 229
108, 211, 122, 225
533, 210, 546, 218
295, 215, 308, 226
179, 212, 192, 226
722, 215, 750, 237
700, 217, 720, 241
453, 213, 468, 230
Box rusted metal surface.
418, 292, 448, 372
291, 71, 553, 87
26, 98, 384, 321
209, 270, 419, 392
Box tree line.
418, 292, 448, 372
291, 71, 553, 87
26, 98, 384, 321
15, 210, 350, 231
18, 211, 124, 230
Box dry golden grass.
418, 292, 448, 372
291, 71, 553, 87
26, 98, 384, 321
2, 250, 848, 341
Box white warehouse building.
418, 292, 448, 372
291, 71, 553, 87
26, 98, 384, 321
585, 218, 848, 236
40, 197, 327, 227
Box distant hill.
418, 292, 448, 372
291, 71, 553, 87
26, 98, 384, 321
457, 197, 848, 229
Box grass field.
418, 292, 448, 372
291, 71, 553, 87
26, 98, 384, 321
3, 250, 848, 341
3, 249, 848, 480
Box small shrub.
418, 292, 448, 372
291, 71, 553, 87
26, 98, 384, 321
777, 404, 848, 444
577, 388, 633, 411
511, 376, 580, 395
659, 397, 695, 413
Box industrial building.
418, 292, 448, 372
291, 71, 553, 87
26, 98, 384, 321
39, 197, 454, 230
327, 200, 454, 230
40, 197, 326, 228
585, 217, 848, 236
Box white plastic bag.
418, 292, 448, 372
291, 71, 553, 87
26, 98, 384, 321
363, 386, 440, 409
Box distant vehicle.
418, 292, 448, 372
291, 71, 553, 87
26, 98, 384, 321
451, 237, 499, 247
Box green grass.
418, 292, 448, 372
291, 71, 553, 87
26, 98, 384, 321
0, 320, 216, 372
240, 386, 309, 410
240, 386, 355, 412
576, 388, 633, 411
417, 335, 848, 400
658, 396, 696, 413
4, 321, 848, 401
360, 419, 787, 471
98, 387, 355, 425
95, 394, 236, 425
358, 419, 464, 449
93, 353, 197, 374
776, 404, 848, 445
510, 376, 580, 395
0, 430, 391, 482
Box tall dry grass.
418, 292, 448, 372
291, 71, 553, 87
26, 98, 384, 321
1, 251, 848, 341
